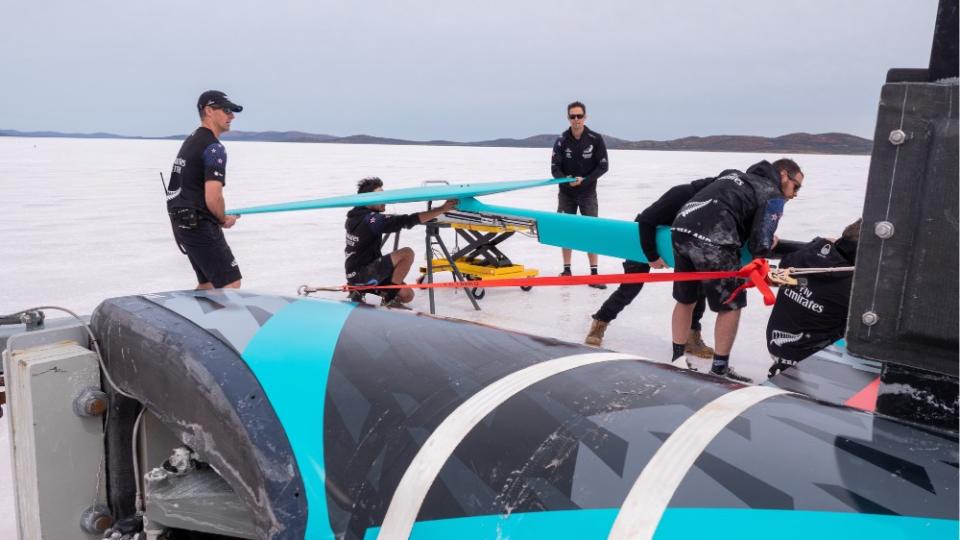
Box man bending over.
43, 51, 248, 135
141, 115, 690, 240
766, 219, 861, 376
670, 158, 804, 382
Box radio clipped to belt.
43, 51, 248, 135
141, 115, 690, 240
169, 208, 199, 230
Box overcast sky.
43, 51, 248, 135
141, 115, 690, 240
1, 1, 939, 141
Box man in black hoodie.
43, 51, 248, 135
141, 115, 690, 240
670, 159, 804, 382
345, 177, 456, 307
551, 101, 609, 287
766, 219, 860, 376
584, 177, 716, 358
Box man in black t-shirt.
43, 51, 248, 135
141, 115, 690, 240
551, 101, 609, 286
166, 90, 244, 289
766, 219, 861, 377
345, 177, 456, 307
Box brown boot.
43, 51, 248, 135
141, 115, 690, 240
685, 329, 715, 359
585, 319, 609, 346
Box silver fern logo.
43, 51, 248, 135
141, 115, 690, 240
770, 330, 804, 346
679, 199, 713, 217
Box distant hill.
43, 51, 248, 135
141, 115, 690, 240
0, 129, 155, 140
220, 130, 339, 143
468, 134, 561, 148
0, 128, 872, 155
607, 132, 874, 155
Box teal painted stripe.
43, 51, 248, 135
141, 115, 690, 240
364, 508, 617, 540
458, 199, 751, 266
230, 177, 573, 215
364, 508, 958, 540
652, 509, 958, 540
242, 299, 356, 540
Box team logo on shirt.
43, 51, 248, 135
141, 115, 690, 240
770, 330, 805, 346
783, 286, 825, 313
820, 243, 832, 256
678, 199, 713, 217
582, 145, 594, 159
565, 148, 572, 159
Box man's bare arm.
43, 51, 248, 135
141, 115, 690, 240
204, 180, 238, 228
417, 199, 458, 224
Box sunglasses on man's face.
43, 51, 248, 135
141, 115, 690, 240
788, 175, 802, 192
568, 114, 584, 120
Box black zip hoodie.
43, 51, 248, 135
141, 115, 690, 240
344, 206, 419, 280
766, 237, 857, 361
551, 126, 609, 195
671, 161, 786, 256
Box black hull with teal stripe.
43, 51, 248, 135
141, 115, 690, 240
91, 291, 958, 540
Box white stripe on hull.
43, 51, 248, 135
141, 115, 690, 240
607, 385, 792, 540
377, 352, 641, 540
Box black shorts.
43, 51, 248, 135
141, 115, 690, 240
557, 190, 598, 217
671, 231, 746, 311
174, 219, 242, 288
348, 255, 395, 287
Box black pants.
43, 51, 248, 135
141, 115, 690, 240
593, 259, 705, 330
672, 231, 746, 311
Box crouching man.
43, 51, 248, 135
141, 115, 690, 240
766, 219, 861, 376
345, 177, 456, 308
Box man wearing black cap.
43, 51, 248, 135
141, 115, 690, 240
165, 90, 245, 289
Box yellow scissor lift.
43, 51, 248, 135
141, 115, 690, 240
418, 214, 539, 313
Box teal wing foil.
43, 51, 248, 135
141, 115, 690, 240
228, 177, 574, 216
458, 198, 752, 265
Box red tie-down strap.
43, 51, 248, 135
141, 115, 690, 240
335, 258, 776, 305
722, 258, 776, 306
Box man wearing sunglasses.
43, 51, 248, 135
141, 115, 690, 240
165, 90, 244, 290
551, 101, 609, 287
669, 158, 804, 382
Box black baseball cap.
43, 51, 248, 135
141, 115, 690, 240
197, 90, 243, 113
